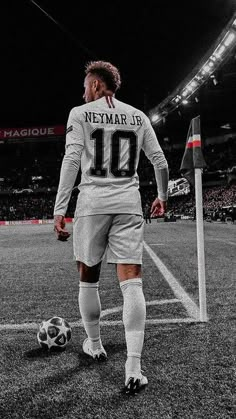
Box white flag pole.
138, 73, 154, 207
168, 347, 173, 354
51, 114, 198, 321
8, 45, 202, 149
195, 168, 208, 322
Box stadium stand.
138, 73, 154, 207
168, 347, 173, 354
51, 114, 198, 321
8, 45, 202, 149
0, 128, 235, 223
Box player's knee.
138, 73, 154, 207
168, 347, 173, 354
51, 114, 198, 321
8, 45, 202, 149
77, 261, 101, 282
117, 264, 142, 281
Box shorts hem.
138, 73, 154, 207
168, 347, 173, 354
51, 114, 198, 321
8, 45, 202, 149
74, 257, 104, 267
107, 259, 142, 265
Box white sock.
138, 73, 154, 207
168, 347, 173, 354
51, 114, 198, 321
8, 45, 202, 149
78, 281, 102, 351
120, 278, 146, 377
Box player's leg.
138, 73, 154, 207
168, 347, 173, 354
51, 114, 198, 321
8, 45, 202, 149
77, 260, 101, 283
117, 263, 147, 393
107, 214, 147, 393
116, 263, 142, 281
73, 215, 112, 360
77, 260, 107, 359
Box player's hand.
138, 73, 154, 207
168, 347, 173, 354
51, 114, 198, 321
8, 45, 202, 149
150, 198, 167, 218
54, 215, 71, 241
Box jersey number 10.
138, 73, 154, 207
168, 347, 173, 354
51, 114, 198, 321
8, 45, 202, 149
90, 128, 137, 178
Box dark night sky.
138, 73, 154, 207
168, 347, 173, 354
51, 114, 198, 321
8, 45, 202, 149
0, 0, 236, 130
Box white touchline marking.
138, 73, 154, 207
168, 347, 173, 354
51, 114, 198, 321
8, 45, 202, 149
0, 240, 202, 331
99, 318, 198, 326
146, 298, 180, 306
0, 316, 198, 331
143, 241, 200, 320
148, 243, 165, 246
0, 299, 183, 331
0, 322, 39, 330
207, 238, 236, 246
101, 299, 179, 317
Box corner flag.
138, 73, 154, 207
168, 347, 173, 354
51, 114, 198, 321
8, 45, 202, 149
180, 115, 208, 322
180, 115, 206, 185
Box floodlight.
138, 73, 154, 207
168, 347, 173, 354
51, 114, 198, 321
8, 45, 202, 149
151, 114, 160, 123
190, 80, 197, 88
174, 97, 180, 103
203, 64, 211, 73
148, 12, 236, 126
210, 56, 217, 62
214, 44, 226, 58
224, 32, 235, 46
218, 45, 226, 54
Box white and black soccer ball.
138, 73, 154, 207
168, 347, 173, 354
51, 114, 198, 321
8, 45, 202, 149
37, 316, 72, 350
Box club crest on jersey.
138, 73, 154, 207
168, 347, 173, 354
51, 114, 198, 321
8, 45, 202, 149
66, 125, 73, 134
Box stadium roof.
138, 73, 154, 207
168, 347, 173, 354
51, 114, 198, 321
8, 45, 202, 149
1, 0, 236, 143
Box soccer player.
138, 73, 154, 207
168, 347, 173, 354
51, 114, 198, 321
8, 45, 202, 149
54, 61, 169, 395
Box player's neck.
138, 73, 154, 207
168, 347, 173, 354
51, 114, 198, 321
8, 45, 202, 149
95, 90, 114, 100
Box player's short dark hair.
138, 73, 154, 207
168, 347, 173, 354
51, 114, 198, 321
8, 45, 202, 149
85, 61, 121, 92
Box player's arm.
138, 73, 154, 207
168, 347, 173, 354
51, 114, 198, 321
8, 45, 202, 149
142, 117, 169, 217
53, 108, 84, 240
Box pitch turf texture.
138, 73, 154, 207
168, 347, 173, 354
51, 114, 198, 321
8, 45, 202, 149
0, 221, 235, 419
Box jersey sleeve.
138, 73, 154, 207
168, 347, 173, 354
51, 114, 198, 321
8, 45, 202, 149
53, 107, 84, 216
66, 107, 84, 147
142, 116, 167, 168
142, 116, 169, 200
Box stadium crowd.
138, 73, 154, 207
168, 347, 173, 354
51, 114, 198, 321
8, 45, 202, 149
1, 135, 235, 192
0, 135, 235, 222
0, 184, 235, 222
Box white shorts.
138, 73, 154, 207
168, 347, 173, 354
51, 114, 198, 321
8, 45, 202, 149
73, 214, 144, 267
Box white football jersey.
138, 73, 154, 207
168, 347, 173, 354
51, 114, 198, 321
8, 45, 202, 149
64, 96, 166, 216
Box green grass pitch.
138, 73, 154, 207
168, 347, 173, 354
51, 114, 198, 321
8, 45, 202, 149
0, 221, 235, 418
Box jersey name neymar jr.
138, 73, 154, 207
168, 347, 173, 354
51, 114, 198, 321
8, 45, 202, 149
66, 96, 165, 216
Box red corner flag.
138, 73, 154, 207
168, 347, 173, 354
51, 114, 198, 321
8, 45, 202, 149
180, 116, 206, 185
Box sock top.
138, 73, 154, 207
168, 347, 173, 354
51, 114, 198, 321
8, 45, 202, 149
120, 278, 142, 289
79, 281, 99, 288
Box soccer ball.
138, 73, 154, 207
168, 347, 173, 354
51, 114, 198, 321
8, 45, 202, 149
37, 316, 72, 351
